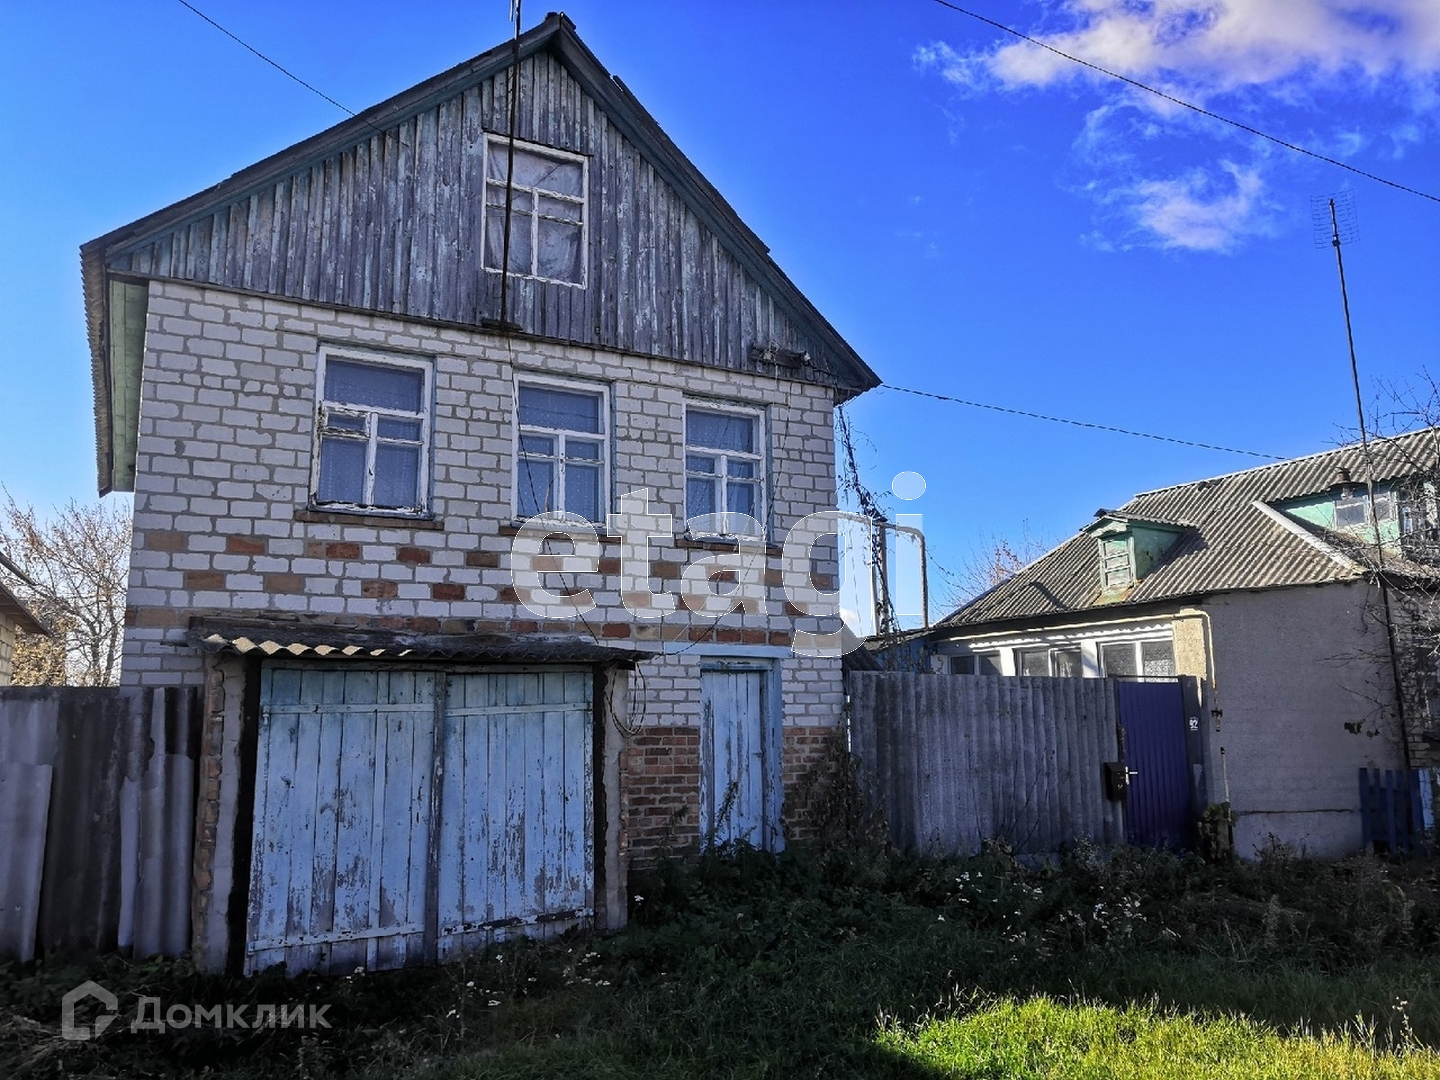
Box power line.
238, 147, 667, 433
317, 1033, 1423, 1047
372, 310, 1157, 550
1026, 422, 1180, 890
174, 0, 357, 118
930, 0, 1440, 206
880, 383, 1282, 459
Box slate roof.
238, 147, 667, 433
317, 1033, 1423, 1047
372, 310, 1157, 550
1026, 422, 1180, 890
940, 429, 1440, 631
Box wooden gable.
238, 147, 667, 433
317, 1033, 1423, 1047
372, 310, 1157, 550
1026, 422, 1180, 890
82, 16, 875, 492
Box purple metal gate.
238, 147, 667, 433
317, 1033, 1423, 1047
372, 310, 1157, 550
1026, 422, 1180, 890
1117, 680, 1192, 849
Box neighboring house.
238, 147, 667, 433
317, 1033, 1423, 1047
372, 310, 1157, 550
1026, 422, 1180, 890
80, 15, 877, 974
927, 431, 1440, 859
0, 564, 48, 685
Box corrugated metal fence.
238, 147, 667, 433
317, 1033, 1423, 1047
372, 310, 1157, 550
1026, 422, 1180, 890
849, 673, 1125, 855
0, 687, 200, 962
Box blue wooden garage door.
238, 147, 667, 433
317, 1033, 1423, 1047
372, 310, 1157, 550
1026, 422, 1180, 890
436, 670, 592, 960
247, 666, 591, 975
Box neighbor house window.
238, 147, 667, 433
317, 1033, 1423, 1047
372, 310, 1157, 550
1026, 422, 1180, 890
1017, 648, 1050, 677
1335, 489, 1395, 529
685, 405, 765, 536
1099, 536, 1134, 591
952, 652, 1003, 675
1016, 646, 1084, 677
484, 136, 586, 285
313, 351, 431, 513
1100, 639, 1175, 678
514, 379, 607, 522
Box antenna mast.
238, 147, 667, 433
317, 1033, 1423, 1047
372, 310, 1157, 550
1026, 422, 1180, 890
1315, 191, 1411, 769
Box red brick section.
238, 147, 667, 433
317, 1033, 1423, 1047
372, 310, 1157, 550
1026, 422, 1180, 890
397, 546, 431, 565
325, 541, 361, 559
144, 530, 188, 552
226, 535, 266, 555
465, 550, 501, 568
431, 582, 465, 601
622, 726, 701, 865
264, 573, 304, 594
780, 725, 838, 844
361, 579, 398, 598
621, 723, 842, 866
184, 570, 225, 590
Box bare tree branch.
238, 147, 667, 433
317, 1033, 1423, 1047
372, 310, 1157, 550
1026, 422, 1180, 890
0, 493, 131, 686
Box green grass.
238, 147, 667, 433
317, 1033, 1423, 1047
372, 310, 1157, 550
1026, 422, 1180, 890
5, 842, 1440, 1078
880, 997, 1440, 1079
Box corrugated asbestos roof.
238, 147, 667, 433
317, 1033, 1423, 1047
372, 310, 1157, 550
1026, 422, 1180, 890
189, 618, 649, 667
941, 429, 1440, 629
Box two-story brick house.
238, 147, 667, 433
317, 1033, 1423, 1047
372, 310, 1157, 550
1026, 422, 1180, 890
82, 15, 877, 973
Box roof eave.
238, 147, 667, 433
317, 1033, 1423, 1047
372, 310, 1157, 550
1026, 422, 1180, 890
0, 581, 50, 637
82, 246, 113, 497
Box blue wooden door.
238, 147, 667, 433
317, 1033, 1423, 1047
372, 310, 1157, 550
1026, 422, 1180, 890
700, 666, 780, 850
435, 670, 592, 959
248, 667, 436, 975
1117, 680, 1192, 849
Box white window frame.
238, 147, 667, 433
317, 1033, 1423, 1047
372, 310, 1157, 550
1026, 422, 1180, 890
683, 401, 768, 540
512, 374, 610, 523
311, 347, 433, 516
482, 134, 588, 287
1098, 638, 1176, 678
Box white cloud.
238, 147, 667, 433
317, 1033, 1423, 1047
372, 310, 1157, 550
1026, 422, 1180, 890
930, 0, 1440, 98
915, 1, 1440, 251
1127, 161, 1269, 251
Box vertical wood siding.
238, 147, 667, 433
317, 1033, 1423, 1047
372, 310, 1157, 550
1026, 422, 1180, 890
849, 673, 1126, 856
115, 52, 826, 377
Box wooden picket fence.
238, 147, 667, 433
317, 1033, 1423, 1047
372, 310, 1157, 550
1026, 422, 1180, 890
1359, 768, 1436, 857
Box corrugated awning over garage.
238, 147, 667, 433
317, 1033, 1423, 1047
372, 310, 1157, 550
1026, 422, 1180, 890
188, 619, 650, 668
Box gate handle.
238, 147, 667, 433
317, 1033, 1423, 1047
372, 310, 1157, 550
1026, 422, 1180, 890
1126, 768, 1140, 780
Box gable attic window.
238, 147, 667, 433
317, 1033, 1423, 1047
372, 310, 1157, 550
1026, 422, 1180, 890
1099, 536, 1134, 591
483, 136, 587, 285
313, 350, 432, 514
1085, 512, 1187, 602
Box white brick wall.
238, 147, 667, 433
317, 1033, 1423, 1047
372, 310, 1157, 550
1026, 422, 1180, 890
121, 281, 845, 731
0, 619, 15, 686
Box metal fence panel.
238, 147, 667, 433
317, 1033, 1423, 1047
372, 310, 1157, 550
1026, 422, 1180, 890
0, 687, 200, 962
848, 672, 1125, 856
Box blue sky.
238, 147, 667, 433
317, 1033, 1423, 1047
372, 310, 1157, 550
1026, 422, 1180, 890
2, 0, 1439, 621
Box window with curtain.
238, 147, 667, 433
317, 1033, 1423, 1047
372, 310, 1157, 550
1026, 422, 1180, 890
313, 353, 431, 513
484, 137, 586, 285
515, 381, 606, 522
684, 405, 765, 537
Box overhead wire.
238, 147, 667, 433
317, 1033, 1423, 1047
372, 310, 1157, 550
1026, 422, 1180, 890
929, 0, 1440, 206
175, 0, 358, 118
880, 383, 1282, 459
174, 0, 405, 150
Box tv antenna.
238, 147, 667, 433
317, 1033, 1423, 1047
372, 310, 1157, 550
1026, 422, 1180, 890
1313, 190, 1411, 768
